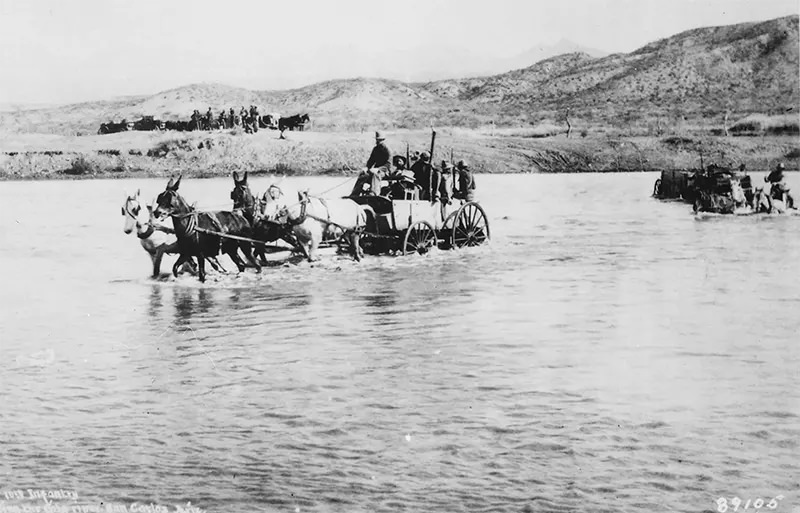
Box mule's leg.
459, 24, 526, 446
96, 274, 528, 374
349, 232, 362, 261
172, 254, 188, 278
308, 237, 320, 262
255, 245, 268, 266
222, 241, 246, 272
207, 256, 227, 273
197, 254, 206, 283
356, 233, 364, 260
152, 248, 165, 278
241, 242, 262, 273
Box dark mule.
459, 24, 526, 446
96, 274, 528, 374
278, 113, 310, 132
154, 175, 261, 282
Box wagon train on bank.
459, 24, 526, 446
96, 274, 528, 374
653, 161, 797, 215
121, 131, 489, 282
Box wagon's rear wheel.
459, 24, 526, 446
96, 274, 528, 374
451, 202, 489, 248
403, 221, 436, 255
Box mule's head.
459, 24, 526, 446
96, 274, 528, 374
230, 171, 254, 211
154, 175, 187, 218
121, 189, 144, 234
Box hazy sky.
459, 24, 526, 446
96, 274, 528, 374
0, 0, 797, 104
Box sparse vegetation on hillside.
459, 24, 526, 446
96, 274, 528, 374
0, 15, 796, 135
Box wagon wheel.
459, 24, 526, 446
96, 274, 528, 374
403, 221, 437, 255
451, 202, 490, 248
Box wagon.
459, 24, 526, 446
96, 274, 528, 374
351, 187, 490, 255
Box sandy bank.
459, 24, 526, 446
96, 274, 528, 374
1, 128, 797, 180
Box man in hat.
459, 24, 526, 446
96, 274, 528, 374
411, 151, 432, 200
350, 131, 392, 197
366, 131, 391, 173
382, 155, 416, 198
765, 162, 794, 208
250, 105, 259, 133
435, 160, 452, 204
453, 159, 476, 202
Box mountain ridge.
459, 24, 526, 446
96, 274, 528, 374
1, 14, 797, 134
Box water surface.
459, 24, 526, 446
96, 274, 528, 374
0, 172, 798, 513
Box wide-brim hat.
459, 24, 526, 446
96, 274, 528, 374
375, 131, 385, 141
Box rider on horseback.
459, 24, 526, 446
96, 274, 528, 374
765, 163, 795, 209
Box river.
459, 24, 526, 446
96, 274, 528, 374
0, 172, 797, 513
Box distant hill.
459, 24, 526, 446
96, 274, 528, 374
1, 15, 797, 134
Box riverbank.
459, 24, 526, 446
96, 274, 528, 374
1, 128, 798, 180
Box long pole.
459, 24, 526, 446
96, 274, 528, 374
428, 127, 437, 201
450, 149, 456, 198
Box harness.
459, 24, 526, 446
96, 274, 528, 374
122, 199, 140, 221
137, 224, 155, 239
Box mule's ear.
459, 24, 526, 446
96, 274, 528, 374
166, 177, 174, 189
173, 174, 182, 190
242, 171, 248, 183
233, 171, 240, 183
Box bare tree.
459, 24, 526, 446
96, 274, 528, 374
565, 108, 572, 138
723, 109, 731, 137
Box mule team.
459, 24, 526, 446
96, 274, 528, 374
691, 162, 795, 214
120, 172, 367, 282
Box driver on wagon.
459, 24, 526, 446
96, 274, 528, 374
350, 131, 392, 197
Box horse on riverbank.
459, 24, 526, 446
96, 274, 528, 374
259, 185, 365, 262
153, 175, 261, 282
278, 113, 309, 132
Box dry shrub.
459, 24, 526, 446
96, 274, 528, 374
64, 155, 99, 175
730, 114, 800, 136
147, 137, 196, 157
784, 148, 800, 160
